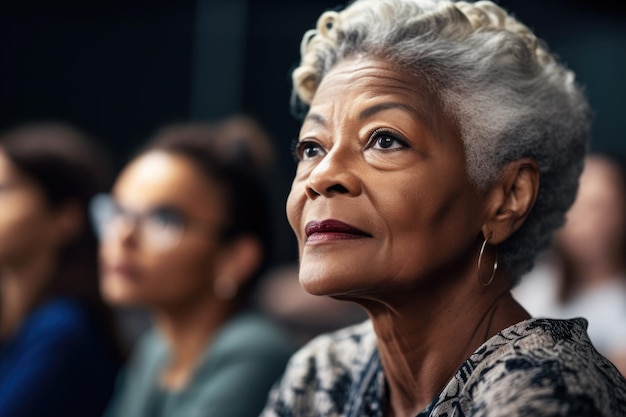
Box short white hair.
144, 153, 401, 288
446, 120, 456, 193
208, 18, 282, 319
292, 0, 591, 279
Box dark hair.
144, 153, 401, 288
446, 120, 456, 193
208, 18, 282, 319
139, 121, 273, 302
0, 121, 122, 357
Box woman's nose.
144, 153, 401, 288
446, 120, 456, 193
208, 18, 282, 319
106, 214, 140, 248
305, 148, 362, 199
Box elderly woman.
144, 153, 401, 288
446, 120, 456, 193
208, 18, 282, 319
261, 0, 626, 416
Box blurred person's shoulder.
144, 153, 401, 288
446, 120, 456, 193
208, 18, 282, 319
0, 296, 120, 382
17, 297, 98, 344
211, 310, 297, 360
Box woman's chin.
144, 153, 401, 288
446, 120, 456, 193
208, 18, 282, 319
300, 273, 352, 298
100, 278, 143, 307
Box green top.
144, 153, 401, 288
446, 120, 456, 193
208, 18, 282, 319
105, 311, 295, 417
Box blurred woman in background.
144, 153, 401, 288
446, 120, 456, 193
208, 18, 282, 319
514, 153, 626, 374
96, 119, 294, 417
0, 122, 122, 417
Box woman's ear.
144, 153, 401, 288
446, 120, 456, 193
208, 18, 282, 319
482, 158, 540, 244
214, 236, 263, 293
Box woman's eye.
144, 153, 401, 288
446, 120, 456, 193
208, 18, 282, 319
148, 207, 185, 230
369, 130, 408, 151
296, 141, 326, 161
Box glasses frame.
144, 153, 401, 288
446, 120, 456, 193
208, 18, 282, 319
89, 193, 220, 251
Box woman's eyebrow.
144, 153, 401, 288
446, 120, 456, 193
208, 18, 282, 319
359, 102, 418, 120
305, 103, 420, 125
302, 101, 436, 139
303, 112, 326, 126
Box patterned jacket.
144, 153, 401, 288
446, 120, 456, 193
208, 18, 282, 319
261, 318, 626, 416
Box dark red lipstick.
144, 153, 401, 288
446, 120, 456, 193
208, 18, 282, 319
305, 220, 370, 242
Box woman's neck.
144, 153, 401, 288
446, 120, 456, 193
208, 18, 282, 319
571, 258, 626, 291
360, 271, 529, 417
0, 253, 57, 339
153, 298, 235, 391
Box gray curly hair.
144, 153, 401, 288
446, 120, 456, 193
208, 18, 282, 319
291, 0, 591, 280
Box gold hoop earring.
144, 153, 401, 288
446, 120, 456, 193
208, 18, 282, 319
477, 237, 498, 286
214, 276, 238, 300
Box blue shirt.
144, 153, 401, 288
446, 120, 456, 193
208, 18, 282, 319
0, 297, 120, 417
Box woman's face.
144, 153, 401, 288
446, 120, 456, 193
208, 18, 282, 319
99, 151, 227, 310
0, 150, 62, 264
287, 58, 485, 298
557, 157, 626, 263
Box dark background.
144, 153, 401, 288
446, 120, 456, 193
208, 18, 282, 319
1, 0, 625, 266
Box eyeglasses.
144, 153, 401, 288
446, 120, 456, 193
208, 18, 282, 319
89, 193, 217, 251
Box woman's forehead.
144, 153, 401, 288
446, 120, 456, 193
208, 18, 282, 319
310, 57, 445, 132
114, 151, 225, 214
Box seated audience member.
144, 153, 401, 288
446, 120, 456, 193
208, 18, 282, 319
95, 120, 295, 417
514, 153, 626, 374
0, 122, 122, 417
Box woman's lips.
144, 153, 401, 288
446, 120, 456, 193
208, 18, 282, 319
305, 219, 371, 242
104, 262, 140, 281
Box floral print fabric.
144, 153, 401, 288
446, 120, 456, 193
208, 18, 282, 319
261, 318, 626, 416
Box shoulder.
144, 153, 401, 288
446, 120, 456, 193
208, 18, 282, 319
22, 298, 88, 336
104, 329, 164, 417
14, 297, 100, 354
212, 311, 296, 359
122, 328, 166, 377
261, 320, 376, 417
437, 318, 626, 416
191, 312, 295, 393
284, 318, 375, 378
112, 328, 165, 396
0, 299, 118, 416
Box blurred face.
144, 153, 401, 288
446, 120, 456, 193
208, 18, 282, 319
0, 150, 62, 265
557, 157, 626, 263
98, 151, 227, 310
287, 58, 485, 298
